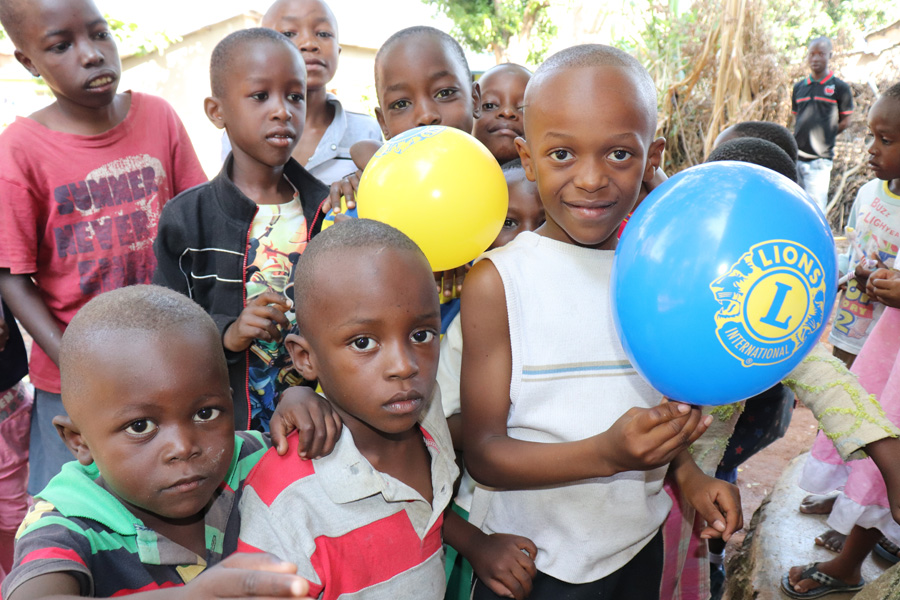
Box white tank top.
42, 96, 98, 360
472, 231, 671, 584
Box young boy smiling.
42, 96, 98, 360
238, 219, 460, 598
2, 285, 311, 599
154, 28, 330, 431
461, 45, 742, 599
472, 63, 532, 164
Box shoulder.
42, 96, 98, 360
130, 92, 179, 118
344, 111, 383, 138
242, 433, 317, 507
161, 180, 215, 214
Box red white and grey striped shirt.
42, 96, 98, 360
237, 391, 458, 600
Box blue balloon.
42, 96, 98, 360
612, 162, 837, 406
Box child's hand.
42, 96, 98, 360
599, 400, 712, 473
325, 169, 362, 215
867, 269, 900, 308
223, 291, 291, 353
0, 315, 8, 352
681, 471, 743, 541
435, 264, 469, 299
468, 533, 538, 600
181, 552, 310, 598
853, 257, 884, 289
271, 387, 342, 459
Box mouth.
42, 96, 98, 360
165, 475, 207, 493
304, 58, 326, 70
85, 71, 117, 91
564, 200, 616, 218
266, 128, 296, 147
383, 391, 424, 415
488, 123, 523, 138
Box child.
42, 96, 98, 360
260, 0, 382, 186
784, 84, 900, 599
438, 158, 543, 599
791, 36, 854, 212
713, 120, 799, 163
153, 28, 330, 432
1, 285, 311, 599
0, 300, 31, 581
238, 219, 463, 597
0, 0, 207, 496
706, 137, 799, 182
472, 63, 532, 164
460, 45, 742, 599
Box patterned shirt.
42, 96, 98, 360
2, 432, 268, 598
238, 390, 459, 600
792, 71, 853, 160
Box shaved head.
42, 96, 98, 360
60, 285, 224, 408
0, 0, 40, 47
262, 0, 338, 32
374, 26, 470, 95
293, 219, 425, 328
526, 44, 657, 139
210, 26, 302, 98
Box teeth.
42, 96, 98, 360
89, 76, 113, 88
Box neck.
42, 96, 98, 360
810, 68, 828, 80
889, 178, 900, 197
229, 153, 290, 206
42, 92, 129, 135
339, 413, 422, 464
305, 86, 334, 128
537, 219, 618, 251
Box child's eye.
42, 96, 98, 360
125, 419, 158, 436
317, 31, 334, 38
288, 93, 305, 103
549, 149, 571, 161
503, 218, 518, 229
482, 102, 499, 111
93, 31, 111, 41
194, 407, 222, 423
389, 99, 411, 110
351, 337, 375, 351
251, 92, 269, 101
436, 88, 458, 100
608, 149, 632, 162
49, 42, 71, 53
281, 31, 297, 39
411, 330, 435, 344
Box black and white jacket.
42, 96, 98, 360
153, 155, 329, 428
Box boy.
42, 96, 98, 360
0, 0, 207, 496
260, 0, 382, 186
472, 63, 532, 164
153, 28, 330, 431
713, 120, 799, 163
707, 137, 799, 182
238, 219, 462, 598
460, 45, 742, 599
791, 36, 854, 212
1, 285, 311, 599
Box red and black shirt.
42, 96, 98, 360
792, 71, 853, 161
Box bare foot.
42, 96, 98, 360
799, 493, 838, 515
815, 529, 847, 553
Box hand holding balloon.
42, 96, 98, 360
595, 399, 713, 475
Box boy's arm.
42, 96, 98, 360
6, 554, 310, 600
460, 260, 710, 488
442, 509, 536, 600
0, 270, 63, 365
669, 450, 743, 541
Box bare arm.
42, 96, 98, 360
0, 270, 63, 366
837, 113, 851, 133
460, 260, 709, 488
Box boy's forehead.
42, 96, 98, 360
263, 0, 337, 28
377, 34, 467, 85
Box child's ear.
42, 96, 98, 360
285, 331, 318, 381
374, 106, 391, 140
471, 81, 482, 119
515, 137, 536, 182
204, 96, 226, 130
52, 415, 93, 466
643, 137, 667, 183
14, 50, 40, 78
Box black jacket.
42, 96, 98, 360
152, 155, 328, 429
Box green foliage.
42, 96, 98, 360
766, 0, 900, 54
421, 0, 557, 63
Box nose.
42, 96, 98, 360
385, 340, 418, 380
162, 425, 202, 463
271, 97, 292, 121
298, 31, 319, 53
414, 100, 441, 127
498, 103, 519, 120
573, 155, 607, 192
78, 39, 104, 68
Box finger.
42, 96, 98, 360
343, 171, 361, 209
260, 291, 292, 311
318, 412, 341, 459
264, 306, 291, 330
270, 415, 291, 456
441, 271, 454, 298
217, 570, 309, 598
517, 537, 538, 561
512, 562, 535, 598
454, 265, 466, 293
220, 552, 299, 571
327, 182, 342, 214
298, 409, 327, 459
485, 579, 517, 600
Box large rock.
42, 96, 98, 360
724, 453, 895, 600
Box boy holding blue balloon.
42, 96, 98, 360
460, 44, 742, 600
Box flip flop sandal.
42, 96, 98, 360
874, 538, 900, 564
780, 563, 865, 599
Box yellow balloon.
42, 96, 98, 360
357, 126, 508, 271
